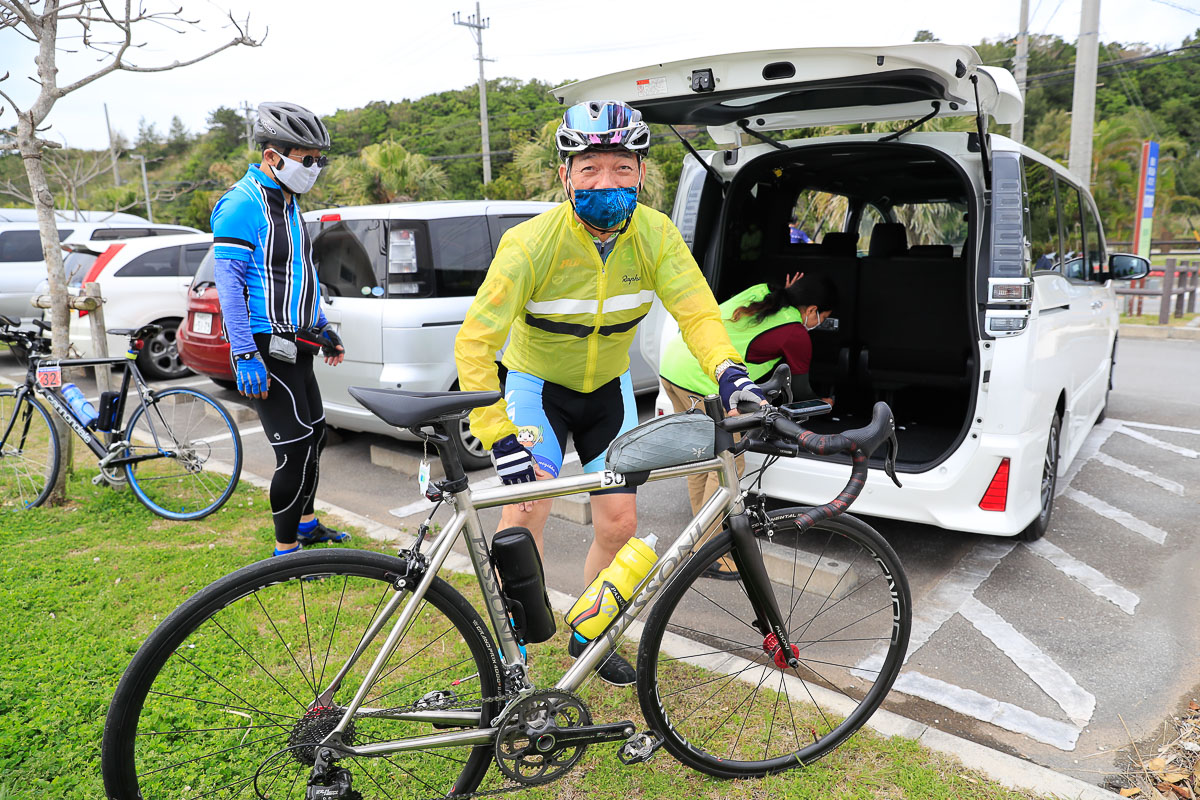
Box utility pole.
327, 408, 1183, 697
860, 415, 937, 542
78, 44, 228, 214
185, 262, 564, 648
240, 100, 255, 152
130, 154, 153, 222
1068, 0, 1101, 187
1011, 0, 1030, 144
454, 3, 494, 187
104, 103, 121, 186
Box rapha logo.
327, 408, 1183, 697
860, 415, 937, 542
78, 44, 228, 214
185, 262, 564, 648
621, 274, 641, 284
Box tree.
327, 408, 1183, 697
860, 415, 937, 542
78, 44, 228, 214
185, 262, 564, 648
0, 0, 260, 503
319, 140, 450, 205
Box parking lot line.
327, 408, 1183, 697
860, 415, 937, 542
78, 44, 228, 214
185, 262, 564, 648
1063, 487, 1169, 544
1092, 450, 1185, 496
959, 596, 1095, 726
1114, 425, 1199, 459
198, 424, 262, 445
1023, 538, 1139, 614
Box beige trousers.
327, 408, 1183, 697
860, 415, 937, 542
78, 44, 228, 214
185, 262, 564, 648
660, 378, 745, 531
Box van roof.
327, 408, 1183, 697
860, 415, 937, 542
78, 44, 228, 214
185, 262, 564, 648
302, 199, 557, 222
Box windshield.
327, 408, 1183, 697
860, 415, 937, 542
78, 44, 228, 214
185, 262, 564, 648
66, 250, 98, 287
191, 247, 216, 289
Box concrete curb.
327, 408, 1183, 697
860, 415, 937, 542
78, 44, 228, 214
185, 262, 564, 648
259, 483, 1116, 800
1120, 323, 1200, 340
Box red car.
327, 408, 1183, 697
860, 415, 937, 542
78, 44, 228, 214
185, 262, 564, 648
177, 247, 236, 390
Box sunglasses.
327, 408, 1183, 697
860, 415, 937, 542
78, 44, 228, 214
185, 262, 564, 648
269, 149, 328, 169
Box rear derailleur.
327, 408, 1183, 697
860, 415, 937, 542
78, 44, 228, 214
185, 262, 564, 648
305, 747, 362, 800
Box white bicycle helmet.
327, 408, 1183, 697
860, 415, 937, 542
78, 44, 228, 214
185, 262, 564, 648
555, 100, 651, 160
254, 101, 331, 150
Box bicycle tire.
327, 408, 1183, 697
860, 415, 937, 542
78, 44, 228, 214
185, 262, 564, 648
102, 549, 504, 800
123, 387, 242, 520
636, 509, 911, 778
0, 389, 60, 510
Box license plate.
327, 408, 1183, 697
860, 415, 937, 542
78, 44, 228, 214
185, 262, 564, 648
192, 312, 213, 335
36, 366, 62, 388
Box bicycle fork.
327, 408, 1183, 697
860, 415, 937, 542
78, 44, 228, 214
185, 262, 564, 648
727, 512, 801, 670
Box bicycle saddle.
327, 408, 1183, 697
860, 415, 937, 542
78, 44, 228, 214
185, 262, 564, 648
349, 386, 501, 428
108, 324, 163, 339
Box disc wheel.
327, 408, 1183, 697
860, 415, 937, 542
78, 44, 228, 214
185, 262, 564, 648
0, 389, 60, 510
123, 387, 242, 520
102, 549, 504, 800
637, 510, 911, 778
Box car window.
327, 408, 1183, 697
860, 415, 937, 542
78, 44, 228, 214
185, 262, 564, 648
0, 228, 71, 262
1083, 200, 1105, 281
487, 214, 534, 248
65, 251, 98, 287
311, 218, 389, 298
791, 191, 849, 245
92, 228, 154, 240
1057, 180, 1086, 281
192, 247, 216, 288
113, 246, 180, 278
182, 244, 210, 276
428, 216, 491, 297
892, 201, 969, 255
856, 205, 887, 255
1025, 160, 1060, 272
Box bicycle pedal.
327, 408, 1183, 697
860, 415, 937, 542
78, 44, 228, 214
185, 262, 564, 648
617, 730, 664, 765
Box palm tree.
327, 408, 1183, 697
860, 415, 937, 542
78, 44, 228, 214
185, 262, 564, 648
318, 140, 450, 206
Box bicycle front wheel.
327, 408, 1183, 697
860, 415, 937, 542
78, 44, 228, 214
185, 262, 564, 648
0, 389, 60, 510
124, 387, 242, 519
102, 549, 504, 800
637, 509, 911, 778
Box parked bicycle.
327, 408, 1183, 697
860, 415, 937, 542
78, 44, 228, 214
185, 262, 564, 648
102, 365, 911, 799
0, 315, 242, 519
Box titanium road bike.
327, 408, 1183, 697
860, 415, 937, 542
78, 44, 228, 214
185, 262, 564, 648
0, 316, 242, 519
102, 365, 912, 799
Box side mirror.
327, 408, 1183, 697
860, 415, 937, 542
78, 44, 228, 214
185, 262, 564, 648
1108, 253, 1151, 282
320, 282, 335, 302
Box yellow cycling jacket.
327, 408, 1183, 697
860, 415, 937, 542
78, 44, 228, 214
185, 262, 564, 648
455, 201, 740, 450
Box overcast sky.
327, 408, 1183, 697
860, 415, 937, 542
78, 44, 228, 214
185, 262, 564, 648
1, 0, 1197, 151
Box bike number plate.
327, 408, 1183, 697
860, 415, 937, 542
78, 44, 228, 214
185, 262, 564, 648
36, 366, 61, 388
600, 470, 626, 488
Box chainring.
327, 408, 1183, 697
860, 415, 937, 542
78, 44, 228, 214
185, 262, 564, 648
493, 689, 591, 785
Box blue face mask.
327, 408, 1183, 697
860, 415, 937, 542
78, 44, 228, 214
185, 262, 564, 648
571, 186, 639, 231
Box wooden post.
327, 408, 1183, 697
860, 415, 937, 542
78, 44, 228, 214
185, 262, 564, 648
1159, 258, 1175, 326
1189, 262, 1198, 314
81, 282, 112, 395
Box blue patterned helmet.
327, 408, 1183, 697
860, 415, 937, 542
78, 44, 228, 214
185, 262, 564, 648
555, 100, 651, 160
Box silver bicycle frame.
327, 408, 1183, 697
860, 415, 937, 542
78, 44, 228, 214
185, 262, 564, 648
322, 449, 744, 756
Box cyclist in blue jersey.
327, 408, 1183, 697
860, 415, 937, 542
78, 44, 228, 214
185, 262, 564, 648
211, 101, 349, 557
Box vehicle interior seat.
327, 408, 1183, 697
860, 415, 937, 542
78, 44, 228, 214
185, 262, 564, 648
857, 222, 973, 392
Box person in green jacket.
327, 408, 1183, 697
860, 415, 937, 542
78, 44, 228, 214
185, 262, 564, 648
659, 272, 838, 577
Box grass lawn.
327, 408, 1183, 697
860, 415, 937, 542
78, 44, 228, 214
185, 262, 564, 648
0, 466, 1047, 800
1120, 311, 1198, 326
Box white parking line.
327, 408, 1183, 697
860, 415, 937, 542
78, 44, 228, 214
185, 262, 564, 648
1092, 451, 1185, 496
959, 596, 1095, 726
1118, 419, 1200, 435
198, 424, 263, 445
1063, 487, 1168, 544
1115, 425, 1199, 459
1023, 538, 1139, 615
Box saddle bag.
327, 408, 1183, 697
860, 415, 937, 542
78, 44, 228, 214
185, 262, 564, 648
605, 411, 717, 473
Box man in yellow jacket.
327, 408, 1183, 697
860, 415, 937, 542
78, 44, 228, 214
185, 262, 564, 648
455, 100, 766, 685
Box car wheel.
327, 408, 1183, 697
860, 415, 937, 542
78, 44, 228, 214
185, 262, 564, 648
1018, 412, 1061, 542
447, 381, 491, 471
1096, 341, 1116, 424
137, 319, 193, 380
211, 378, 238, 393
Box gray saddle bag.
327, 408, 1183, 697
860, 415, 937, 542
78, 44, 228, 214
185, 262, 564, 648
605, 411, 717, 473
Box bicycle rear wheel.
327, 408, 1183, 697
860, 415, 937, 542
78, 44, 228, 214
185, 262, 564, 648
124, 387, 242, 520
637, 509, 911, 778
0, 389, 60, 510
102, 549, 504, 800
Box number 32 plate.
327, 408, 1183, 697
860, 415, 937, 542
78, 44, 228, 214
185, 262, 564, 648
36, 366, 62, 388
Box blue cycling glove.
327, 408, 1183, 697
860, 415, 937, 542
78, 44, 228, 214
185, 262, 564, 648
234, 351, 269, 396
717, 364, 766, 413
315, 323, 344, 357
490, 434, 536, 484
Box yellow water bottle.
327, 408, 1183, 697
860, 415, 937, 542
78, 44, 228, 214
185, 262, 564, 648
565, 534, 659, 641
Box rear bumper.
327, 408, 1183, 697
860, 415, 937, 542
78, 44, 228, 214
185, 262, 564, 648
178, 322, 233, 380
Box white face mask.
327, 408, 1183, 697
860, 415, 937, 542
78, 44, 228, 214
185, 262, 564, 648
267, 149, 322, 194
804, 308, 822, 331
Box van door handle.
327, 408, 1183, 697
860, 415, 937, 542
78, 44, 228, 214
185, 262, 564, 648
1091, 300, 1103, 310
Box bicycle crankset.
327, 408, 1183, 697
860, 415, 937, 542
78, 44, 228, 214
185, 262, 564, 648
493, 689, 635, 785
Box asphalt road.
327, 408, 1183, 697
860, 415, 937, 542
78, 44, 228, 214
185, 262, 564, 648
4, 335, 1196, 786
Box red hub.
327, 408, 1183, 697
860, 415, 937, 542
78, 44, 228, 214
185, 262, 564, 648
762, 633, 799, 670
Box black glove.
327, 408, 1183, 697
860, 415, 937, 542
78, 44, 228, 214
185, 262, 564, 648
490, 434, 536, 484
315, 323, 343, 357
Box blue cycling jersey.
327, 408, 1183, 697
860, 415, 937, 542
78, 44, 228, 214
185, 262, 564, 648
210, 164, 325, 354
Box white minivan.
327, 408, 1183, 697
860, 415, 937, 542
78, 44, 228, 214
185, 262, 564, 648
303, 200, 661, 469
555, 43, 1149, 540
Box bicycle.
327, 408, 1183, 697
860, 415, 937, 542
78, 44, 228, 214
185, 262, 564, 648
0, 314, 242, 519
101, 364, 912, 799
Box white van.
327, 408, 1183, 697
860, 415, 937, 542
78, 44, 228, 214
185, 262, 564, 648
555, 43, 1149, 539
303, 200, 661, 469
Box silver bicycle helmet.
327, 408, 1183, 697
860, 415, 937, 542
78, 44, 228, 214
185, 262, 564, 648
254, 101, 331, 150
555, 100, 651, 160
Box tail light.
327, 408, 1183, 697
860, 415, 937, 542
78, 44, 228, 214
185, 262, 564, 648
78, 244, 124, 318
979, 458, 1010, 512
320, 213, 341, 222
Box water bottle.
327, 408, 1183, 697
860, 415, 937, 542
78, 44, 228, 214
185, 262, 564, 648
565, 534, 658, 641
61, 383, 98, 428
